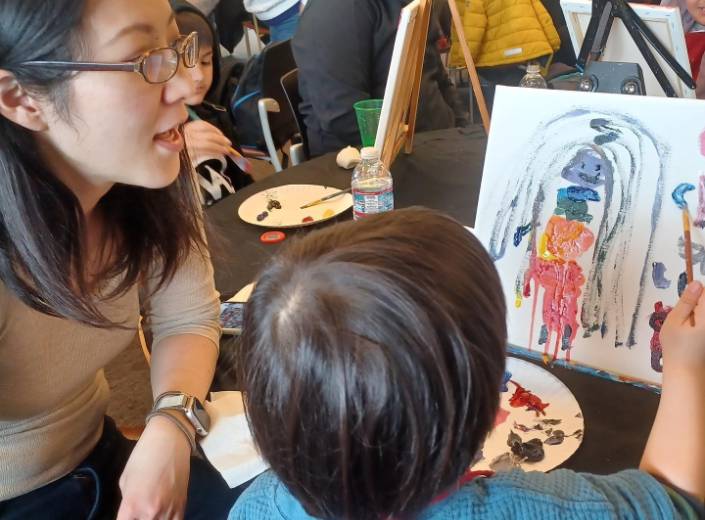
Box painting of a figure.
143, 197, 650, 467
475, 87, 705, 385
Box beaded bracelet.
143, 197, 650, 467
145, 410, 198, 453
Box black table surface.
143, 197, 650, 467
206, 126, 660, 475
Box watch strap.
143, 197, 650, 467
146, 409, 198, 453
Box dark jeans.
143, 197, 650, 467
0, 417, 248, 520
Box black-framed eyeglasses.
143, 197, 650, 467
19, 32, 199, 84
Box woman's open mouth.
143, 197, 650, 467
154, 126, 184, 153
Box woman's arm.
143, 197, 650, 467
118, 238, 222, 519
640, 281, 705, 501
117, 334, 218, 520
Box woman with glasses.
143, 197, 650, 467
0, 0, 241, 518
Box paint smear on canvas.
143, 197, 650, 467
651, 262, 671, 289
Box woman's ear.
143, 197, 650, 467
0, 70, 48, 131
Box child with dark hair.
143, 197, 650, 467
229, 207, 704, 519
174, 1, 254, 206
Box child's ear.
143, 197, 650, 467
0, 70, 49, 131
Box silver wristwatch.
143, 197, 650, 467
152, 392, 211, 436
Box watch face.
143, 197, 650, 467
191, 397, 211, 434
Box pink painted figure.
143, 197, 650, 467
524, 216, 594, 361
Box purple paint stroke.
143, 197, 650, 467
672, 182, 696, 209
651, 262, 671, 289
679, 237, 705, 275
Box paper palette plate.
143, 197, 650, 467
472, 356, 584, 473
238, 184, 353, 228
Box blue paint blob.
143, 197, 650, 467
538, 325, 549, 345
500, 371, 512, 392
561, 148, 608, 187
513, 224, 532, 247
561, 325, 572, 350
651, 262, 671, 289
590, 118, 620, 144
678, 272, 688, 297
564, 186, 600, 201
672, 183, 696, 209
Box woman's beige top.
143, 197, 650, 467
0, 248, 221, 500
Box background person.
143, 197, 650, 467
292, 0, 460, 157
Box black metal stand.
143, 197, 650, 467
576, 0, 695, 97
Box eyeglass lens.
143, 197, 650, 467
142, 33, 198, 84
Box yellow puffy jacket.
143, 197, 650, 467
449, 0, 561, 68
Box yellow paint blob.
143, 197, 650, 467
322, 209, 335, 218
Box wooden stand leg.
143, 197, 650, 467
447, 0, 491, 134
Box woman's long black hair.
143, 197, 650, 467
0, 0, 206, 327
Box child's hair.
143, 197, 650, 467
174, 10, 214, 50
0, 0, 206, 327
240, 207, 507, 520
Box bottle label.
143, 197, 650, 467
352, 187, 394, 220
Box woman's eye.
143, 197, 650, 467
201, 60, 212, 66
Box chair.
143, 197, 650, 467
240, 39, 303, 171
280, 68, 309, 163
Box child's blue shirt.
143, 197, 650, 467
229, 468, 700, 519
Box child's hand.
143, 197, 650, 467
184, 120, 233, 165
659, 281, 705, 372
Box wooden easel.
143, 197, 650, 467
447, 0, 491, 134
375, 0, 430, 167
376, 0, 491, 168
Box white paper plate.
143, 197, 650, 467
237, 184, 353, 228
472, 357, 584, 473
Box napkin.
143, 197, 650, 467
199, 391, 269, 488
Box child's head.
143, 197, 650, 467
686, 0, 705, 26
240, 207, 507, 519
174, 5, 217, 105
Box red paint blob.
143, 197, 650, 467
508, 380, 550, 416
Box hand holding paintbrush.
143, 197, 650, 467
673, 183, 697, 326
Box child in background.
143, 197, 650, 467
663, 0, 705, 98
174, 1, 254, 206
229, 207, 704, 519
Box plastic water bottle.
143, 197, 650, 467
351, 147, 393, 220
519, 63, 547, 89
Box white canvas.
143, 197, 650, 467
561, 0, 693, 98
475, 86, 705, 385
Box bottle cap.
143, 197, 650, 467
260, 230, 286, 244
360, 147, 379, 160
527, 63, 541, 74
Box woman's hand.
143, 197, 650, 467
116, 415, 192, 520
184, 120, 233, 166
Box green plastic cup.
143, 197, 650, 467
353, 99, 383, 147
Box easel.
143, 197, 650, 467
376, 0, 491, 167
447, 0, 491, 134
576, 0, 695, 96
375, 0, 431, 167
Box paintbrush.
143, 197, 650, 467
226, 147, 254, 174
683, 207, 695, 326
299, 188, 352, 209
